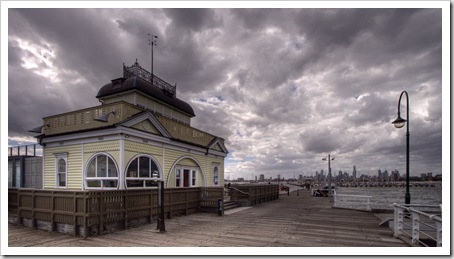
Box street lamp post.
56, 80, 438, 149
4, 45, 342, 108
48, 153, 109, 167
392, 90, 411, 205
322, 154, 335, 197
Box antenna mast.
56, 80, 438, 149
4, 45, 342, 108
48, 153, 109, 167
148, 33, 158, 83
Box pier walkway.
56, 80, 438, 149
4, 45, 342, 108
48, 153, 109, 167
8, 189, 407, 248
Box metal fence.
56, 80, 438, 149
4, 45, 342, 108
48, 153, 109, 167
8, 187, 222, 238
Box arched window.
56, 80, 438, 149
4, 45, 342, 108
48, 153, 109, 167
126, 155, 160, 188
85, 153, 118, 189
57, 158, 67, 187
54, 153, 68, 188
213, 166, 219, 186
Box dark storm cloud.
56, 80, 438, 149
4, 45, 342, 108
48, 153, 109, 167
6, 6, 445, 179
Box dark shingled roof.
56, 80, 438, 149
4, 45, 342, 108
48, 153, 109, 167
96, 76, 195, 117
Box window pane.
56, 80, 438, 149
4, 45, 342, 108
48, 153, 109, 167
87, 158, 96, 177
58, 159, 66, 173
145, 180, 158, 187
127, 180, 143, 188
127, 158, 138, 177
176, 169, 180, 187
214, 167, 219, 185
58, 173, 66, 187
86, 180, 101, 188
97, 155, 107, 177
139, 157, 150, 178
103, 180, 117, 188
108, 157, 117, 177
150, 161, 159, 177
192, 170, 196, 186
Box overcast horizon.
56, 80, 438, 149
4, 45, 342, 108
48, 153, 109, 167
5, 4, 448, 180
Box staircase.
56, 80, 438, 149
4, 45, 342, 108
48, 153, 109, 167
224, 200, 241, 211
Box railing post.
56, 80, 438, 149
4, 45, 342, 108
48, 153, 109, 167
435, 221, 442, 247
83, 192, 88, 239
411, 211, 420, 245
366, 197, 371, 211
394, 205, 404, 237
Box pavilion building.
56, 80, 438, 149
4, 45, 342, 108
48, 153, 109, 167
30, 60, 228, 190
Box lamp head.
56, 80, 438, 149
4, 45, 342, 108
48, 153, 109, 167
392, 115, 406, 128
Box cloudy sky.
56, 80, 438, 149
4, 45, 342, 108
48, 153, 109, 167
4, 2, 449, 180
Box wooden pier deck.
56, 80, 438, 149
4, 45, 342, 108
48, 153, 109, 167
7, 189, 408, 250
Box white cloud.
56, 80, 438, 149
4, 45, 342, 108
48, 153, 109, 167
6, 7, 445, 180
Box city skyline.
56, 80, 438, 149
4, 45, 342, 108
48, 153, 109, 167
3, 2, 449, 181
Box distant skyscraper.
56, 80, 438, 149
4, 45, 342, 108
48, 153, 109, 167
259, 174, 265, 182
353, 166, 357, 179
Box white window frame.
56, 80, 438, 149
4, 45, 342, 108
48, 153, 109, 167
175, 168, 182, 187
85, 153, 119, 189
54, 153, 68, 188
213, 164, 220, 186
175, 166, 198, 188
125, 155, 161, 189
191, 169, 197, 187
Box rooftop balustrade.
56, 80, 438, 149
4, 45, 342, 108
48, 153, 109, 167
41, 102, 143, 136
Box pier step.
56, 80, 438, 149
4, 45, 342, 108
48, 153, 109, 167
224, 200, 241, 211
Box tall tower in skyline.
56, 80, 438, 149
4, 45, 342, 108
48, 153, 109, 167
353, 165, 357, 179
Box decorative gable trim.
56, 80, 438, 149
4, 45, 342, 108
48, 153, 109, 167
207, 137, 229, 154
119, 111, 171, 138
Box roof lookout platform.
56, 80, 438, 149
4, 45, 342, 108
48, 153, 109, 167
96, 60, 195, 117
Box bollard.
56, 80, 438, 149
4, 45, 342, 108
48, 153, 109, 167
217, 198, 223, 216
287, 188, 290, 196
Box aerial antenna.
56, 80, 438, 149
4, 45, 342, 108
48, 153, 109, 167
148, 33, 158, 83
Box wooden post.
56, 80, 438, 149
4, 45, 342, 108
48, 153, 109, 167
168, 188, 173, 219
83, 192, 88, 239
123, 190, 128, 228
73, 192, 78, 236
185, 188, 188, 216
31, 190, 36, 229
99, 192, 104, 235
50, 191, 55, 232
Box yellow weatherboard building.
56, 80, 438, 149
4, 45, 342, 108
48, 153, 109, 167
31, 60, 228, 190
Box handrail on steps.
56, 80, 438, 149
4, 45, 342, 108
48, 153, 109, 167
229, 186, 249, 195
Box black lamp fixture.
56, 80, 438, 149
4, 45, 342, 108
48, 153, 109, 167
94, 110, 116, 123
391, 90, 410, 205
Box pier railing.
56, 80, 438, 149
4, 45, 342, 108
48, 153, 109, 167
8, 187, 223, 238
229, 184, 279, 206
393, 203, 442, 247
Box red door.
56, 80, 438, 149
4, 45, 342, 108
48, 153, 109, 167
183, 170, 190, 187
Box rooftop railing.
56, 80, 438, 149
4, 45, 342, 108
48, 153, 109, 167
123, 61, 176, 97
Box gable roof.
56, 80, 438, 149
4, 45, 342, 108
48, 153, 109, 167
119, 111, 171, 138
118, 111, 228, 153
